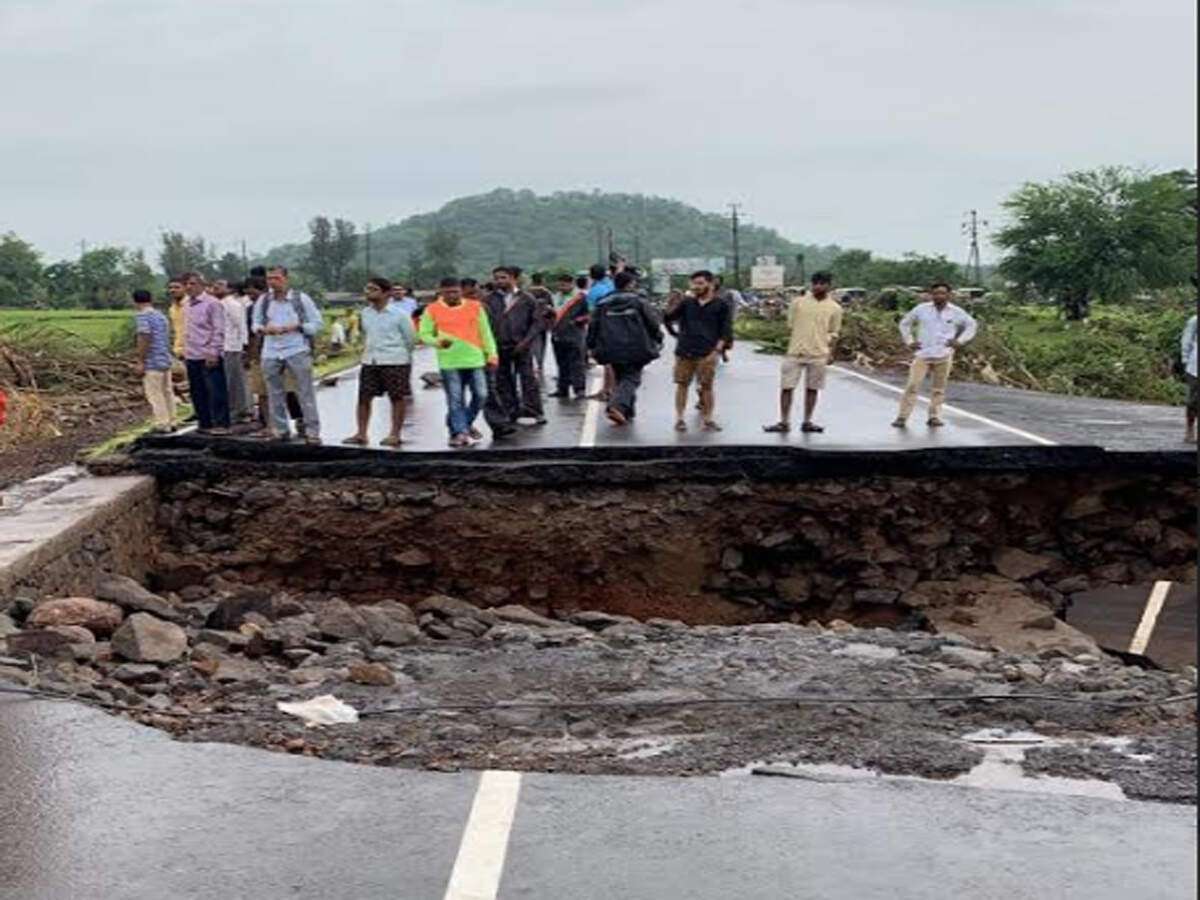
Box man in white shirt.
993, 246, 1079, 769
216, 280, 251, 421
1181, 307, 1197, 444
892, 281, 977, 428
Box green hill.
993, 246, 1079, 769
262, 188, 841, 284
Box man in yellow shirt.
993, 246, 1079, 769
167, 276, 188, 357
763, 272, 842, 434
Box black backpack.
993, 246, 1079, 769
593, 295, 661, 366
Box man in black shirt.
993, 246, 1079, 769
663, 270, 733, 432
587, 270, 662, 426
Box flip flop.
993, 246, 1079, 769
762, 422, 790, 433
341, 435, 368, 446
379, 435, 402, 447
701, 421, 723, 432
674, 420, 688, 432
800, 422, 824, 433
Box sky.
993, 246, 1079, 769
1, 0, 1195, 266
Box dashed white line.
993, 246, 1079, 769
442, 770, 523, 900
830, 364, 1057, 446
578, 370, 603, 448
1129, 581, 1172, 656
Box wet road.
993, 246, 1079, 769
313, 344, 1051, 452
1, 696, 1195, 900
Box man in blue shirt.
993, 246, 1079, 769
344, 276, 416, 447
133, 289, 175, 432
251, 266, 324, 444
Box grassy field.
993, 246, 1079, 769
0, 308, 131, 346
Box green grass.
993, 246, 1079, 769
0, 308, 131, 346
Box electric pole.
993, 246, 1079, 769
796, 252, 806, 285
241, 239, 248, 276
606, 227, 614, 262
595, 221, 604, 266
962, 209, 987, 286
364, 222, 372, 276
729, 203, 742, 288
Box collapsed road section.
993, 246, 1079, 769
2, 439, 1196, 801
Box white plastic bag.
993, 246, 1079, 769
277, 694, 360, 727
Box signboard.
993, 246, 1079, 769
754, 255, 778, 266
650, 257, 726, 276
751, 265, 785, 289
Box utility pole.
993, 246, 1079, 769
364, 222, 372, 276
796, 252, 806, 285
729, 203, 742, 288
606, 227, 614, 262
79, 239, 87, 260
962, 209, 987, 286
595, 221, 604, 266
241, 239, 248, 276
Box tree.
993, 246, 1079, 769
215, 252, 245, 282
422, 226, 462, 281
44, 248, 157, 310
995, 167, 1197, 319
158, 231, 211, 278
331, 218, 357, 288
0, 232, 44, 307
306, 216, 334, 287
829, 249, 874, 286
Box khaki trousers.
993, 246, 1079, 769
143, 369, 176, 428
898, 355, 952, 421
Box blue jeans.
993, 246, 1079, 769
185, 358, 230, 429
441, 368, 488, 437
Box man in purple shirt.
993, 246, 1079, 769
181, 272, 230, 433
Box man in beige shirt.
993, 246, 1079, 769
764, 272, 843, 434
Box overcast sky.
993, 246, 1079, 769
1, 0, 1195, 266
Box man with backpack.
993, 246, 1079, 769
587, 270, 662, 426
251, 265, 324, 444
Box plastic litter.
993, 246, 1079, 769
277, 694, 360, 727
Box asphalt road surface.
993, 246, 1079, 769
1, 696, 1194, 900
313, 344, 1056, 452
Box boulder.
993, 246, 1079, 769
111, 663, 164, 684
213, 657, 267, 683
153, 553, 208, 590
569, 610, 639, 631
394, 548, 433, 568
45, 625, 96, 645
204, 590, 300, 630
991, 548, 1055, 581
491, 605, 559, 629
5, 630, 77, 658
27, 598, 124, 637
111, 613, 188, 663
415, 594, 482, 619
0, 613, 21, 640
347, 661, 395, 686
95, 575, 183, 622
357, 606, 421, 647
315, 600, 372, 642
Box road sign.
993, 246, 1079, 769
651, 257, 726, 276
751, 265, 785, 289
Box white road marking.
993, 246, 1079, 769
1129, 581, 1173, 656
578, 370, 603, 448
442, 770, 523, 900
830, 365, 1057, 446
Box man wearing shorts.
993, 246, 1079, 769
664, 269, 732, 432
343, 276, 416, 447
764, 271, 842, 434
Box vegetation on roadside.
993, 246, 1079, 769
737, 294, 1193, 405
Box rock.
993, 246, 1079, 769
1022, 613, 1058, 631
1130, 519, 1162, 544
213, 657, 267, 683
491, 605, 559, 629
0, 613, 20, 639
991, 548, 1055, 581
6, 596, 36, 622
947, 607, 978, 626
153, 553, 208, 591
415, 594, 482, 619
720, 548, 744, 571
828, 620, 856, 634
45, 625, 95, 645
1052, 575, 1090, 594
282, 648, 316, 665
289, 667, 341, 685
853, 589, 900, 605
195, 629, 250, 651
479, 586, 512, 607
1062, 493, 1105, 520
759, 530, 795, 549
143, 694, 173, 712
394, 548, 432, 568
204, 590, 291, 630
111, 613, 189, 663
775, 576, 811, 604
486, 624, 540, 644
448, 616, 489, 638
356, 603, 420, 646
600, 623, 647, 644
1091, 562, 1131, 583
910, 526, 952, 549
111, 663, 163, 684
315, 600, 372, 642
939, 646, 994, 669
27, 598, 124, 637
5, 630, 77, 658
423, 620, 473, 641
95, 575, 183, 622
347, 661, 395, 686
569, 610, 639, 630
832, 643, 900, 661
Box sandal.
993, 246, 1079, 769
701, 420, 723, 432
674, 420, 687, 432
303, 435, 322, 446
800, 422, 824, 433
379, 435, 402, 447
341, 435, 368, 446
763, 422, 790, 433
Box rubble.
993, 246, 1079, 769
26, 597, 124, 637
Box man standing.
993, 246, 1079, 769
664, 270, 733, 432
892, 281, 977, 428
167, 276, 188, 358
1181, 306, 1197, 444
181, 272, 229, 434
528, 272, 555, 383
484, 266, 547, 425
252, 266, 324, 444
550, 274, 589, 399
343, 276, 415, 448
391, 282, 418, 317
764, 271, 843, 434
132, 289, 175, 432
587, 270, 662, 426
217, 279, 251, 422
420, 277, 499, 448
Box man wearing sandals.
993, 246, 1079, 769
665, 270, 733, 432
764, 271, 842, 435
252, 266, 324, 444
342, 276, 415, 448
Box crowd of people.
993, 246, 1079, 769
130, 263, 1200, 447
